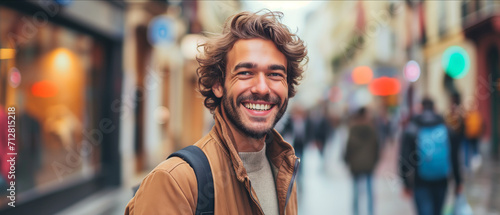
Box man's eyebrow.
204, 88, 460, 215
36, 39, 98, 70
233, 62, 257, 71
268, 64, 286, 72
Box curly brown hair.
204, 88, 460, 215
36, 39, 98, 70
196, 10, 308, 112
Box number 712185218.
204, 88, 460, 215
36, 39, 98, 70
7, 107, 16, 153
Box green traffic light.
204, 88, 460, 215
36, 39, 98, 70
441, 46, 470, 79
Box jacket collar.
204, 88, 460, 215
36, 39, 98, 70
210, 107, 297, 182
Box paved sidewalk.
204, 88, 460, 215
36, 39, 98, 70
464, 143, 500, 215
299, 125, 413, 215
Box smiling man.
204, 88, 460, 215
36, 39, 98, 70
125, 10, 307, 215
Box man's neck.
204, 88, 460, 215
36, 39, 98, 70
220, 107, 266, 152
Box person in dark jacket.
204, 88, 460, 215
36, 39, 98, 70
344, 107, 379, 215
399, 98, 462, 215
281, 105, 310, 160
308, 101, 332, 158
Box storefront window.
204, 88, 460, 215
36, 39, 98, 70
0, 6, 104, 207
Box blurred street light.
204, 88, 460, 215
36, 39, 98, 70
441, 46, 470, 79
352, 66, 373, 85
368, 77, 401, 96
8, 67, 21, 88
0, 48, 16, 59
404, 60, 421, 82
53, 48, 73, 73
180, 34, 205, 60
31, 80, 58, 98
148, 15, 176, 46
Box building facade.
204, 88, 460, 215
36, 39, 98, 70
0, 1, 124, 214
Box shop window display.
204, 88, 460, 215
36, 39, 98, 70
0, 7, 104, 207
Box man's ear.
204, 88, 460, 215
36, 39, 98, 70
213, 83, 223, 98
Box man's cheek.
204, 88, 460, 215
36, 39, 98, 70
279, 79, 288, 102
228, 76, 238, 89
280, 78, 287, 88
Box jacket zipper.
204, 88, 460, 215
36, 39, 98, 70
247, 178, 265, 215
284, 157, 300, 211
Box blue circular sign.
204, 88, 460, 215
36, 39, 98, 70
148, 16, 176, 46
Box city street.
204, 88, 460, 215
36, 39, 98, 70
298, 126, 413, 215
56, 124, 500, 215
2, 1, 500, 214
299, 125, 500, 215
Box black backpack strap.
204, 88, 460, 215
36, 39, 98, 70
168, 145, 214, 215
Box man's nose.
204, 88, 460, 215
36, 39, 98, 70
251, 73, 270, 95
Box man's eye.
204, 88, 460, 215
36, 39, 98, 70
269, 73, 284, 78
238, 71, 251, 76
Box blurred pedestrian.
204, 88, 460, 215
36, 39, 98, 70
308, 101, 332, 158
445, 92, 465, 152
125, 10, 308, 215
281, 105, 309, 161
280, 105, 310, 198
344, 107, 379, 215
399, 97, 462, 215
375, 106, 392, 147
463, 104, 484, 171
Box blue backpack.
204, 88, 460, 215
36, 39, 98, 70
417, 124, 451, 180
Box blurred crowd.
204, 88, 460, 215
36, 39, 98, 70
278, 89, 485, 215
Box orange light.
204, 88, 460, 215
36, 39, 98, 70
52, 48, 73, 73
352, 66, 373, 85
31, 81, 58, 98
0, 48, 16, 60
368, 77, 401, 96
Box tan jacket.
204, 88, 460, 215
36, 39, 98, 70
125, 108, 300, 215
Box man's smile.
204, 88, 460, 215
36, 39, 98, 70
242, 102, 274, 111
240, 99, 278, 118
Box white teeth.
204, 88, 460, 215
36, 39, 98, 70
245, 103, 272, 111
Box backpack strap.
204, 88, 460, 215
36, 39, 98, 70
168, 145, 214, 215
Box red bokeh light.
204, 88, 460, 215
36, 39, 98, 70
31, 81, 58, 98
368, 77, 401, 96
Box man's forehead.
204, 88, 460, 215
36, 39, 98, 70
229, 38, 279, 53
226, 38, 287, 70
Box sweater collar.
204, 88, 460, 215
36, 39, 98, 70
210, 107, 297, 182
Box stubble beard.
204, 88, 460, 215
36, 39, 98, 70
222, 89, 288, 140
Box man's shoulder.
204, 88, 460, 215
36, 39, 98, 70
154, 157, 193, 174
128, 154, 198, 214
150, 132, 220, 175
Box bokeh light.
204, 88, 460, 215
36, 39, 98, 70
148, 16, 176, 46
0, 48, 16, 59
52, 48, 73, 73
8, 67, 21, 88
441, 46, 470, 79
404, 60, 421, 82
31, 80, 58, 98
368, 77, 401, 96
181, 34, 205, 60
352, 66, 373, 85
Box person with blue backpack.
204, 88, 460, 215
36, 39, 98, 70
399, 98, 462, 215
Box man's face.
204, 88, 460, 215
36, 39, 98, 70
213, 38, 289, 139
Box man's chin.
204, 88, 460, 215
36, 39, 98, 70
238, 123, 274, 139
242, 129, 270, 140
